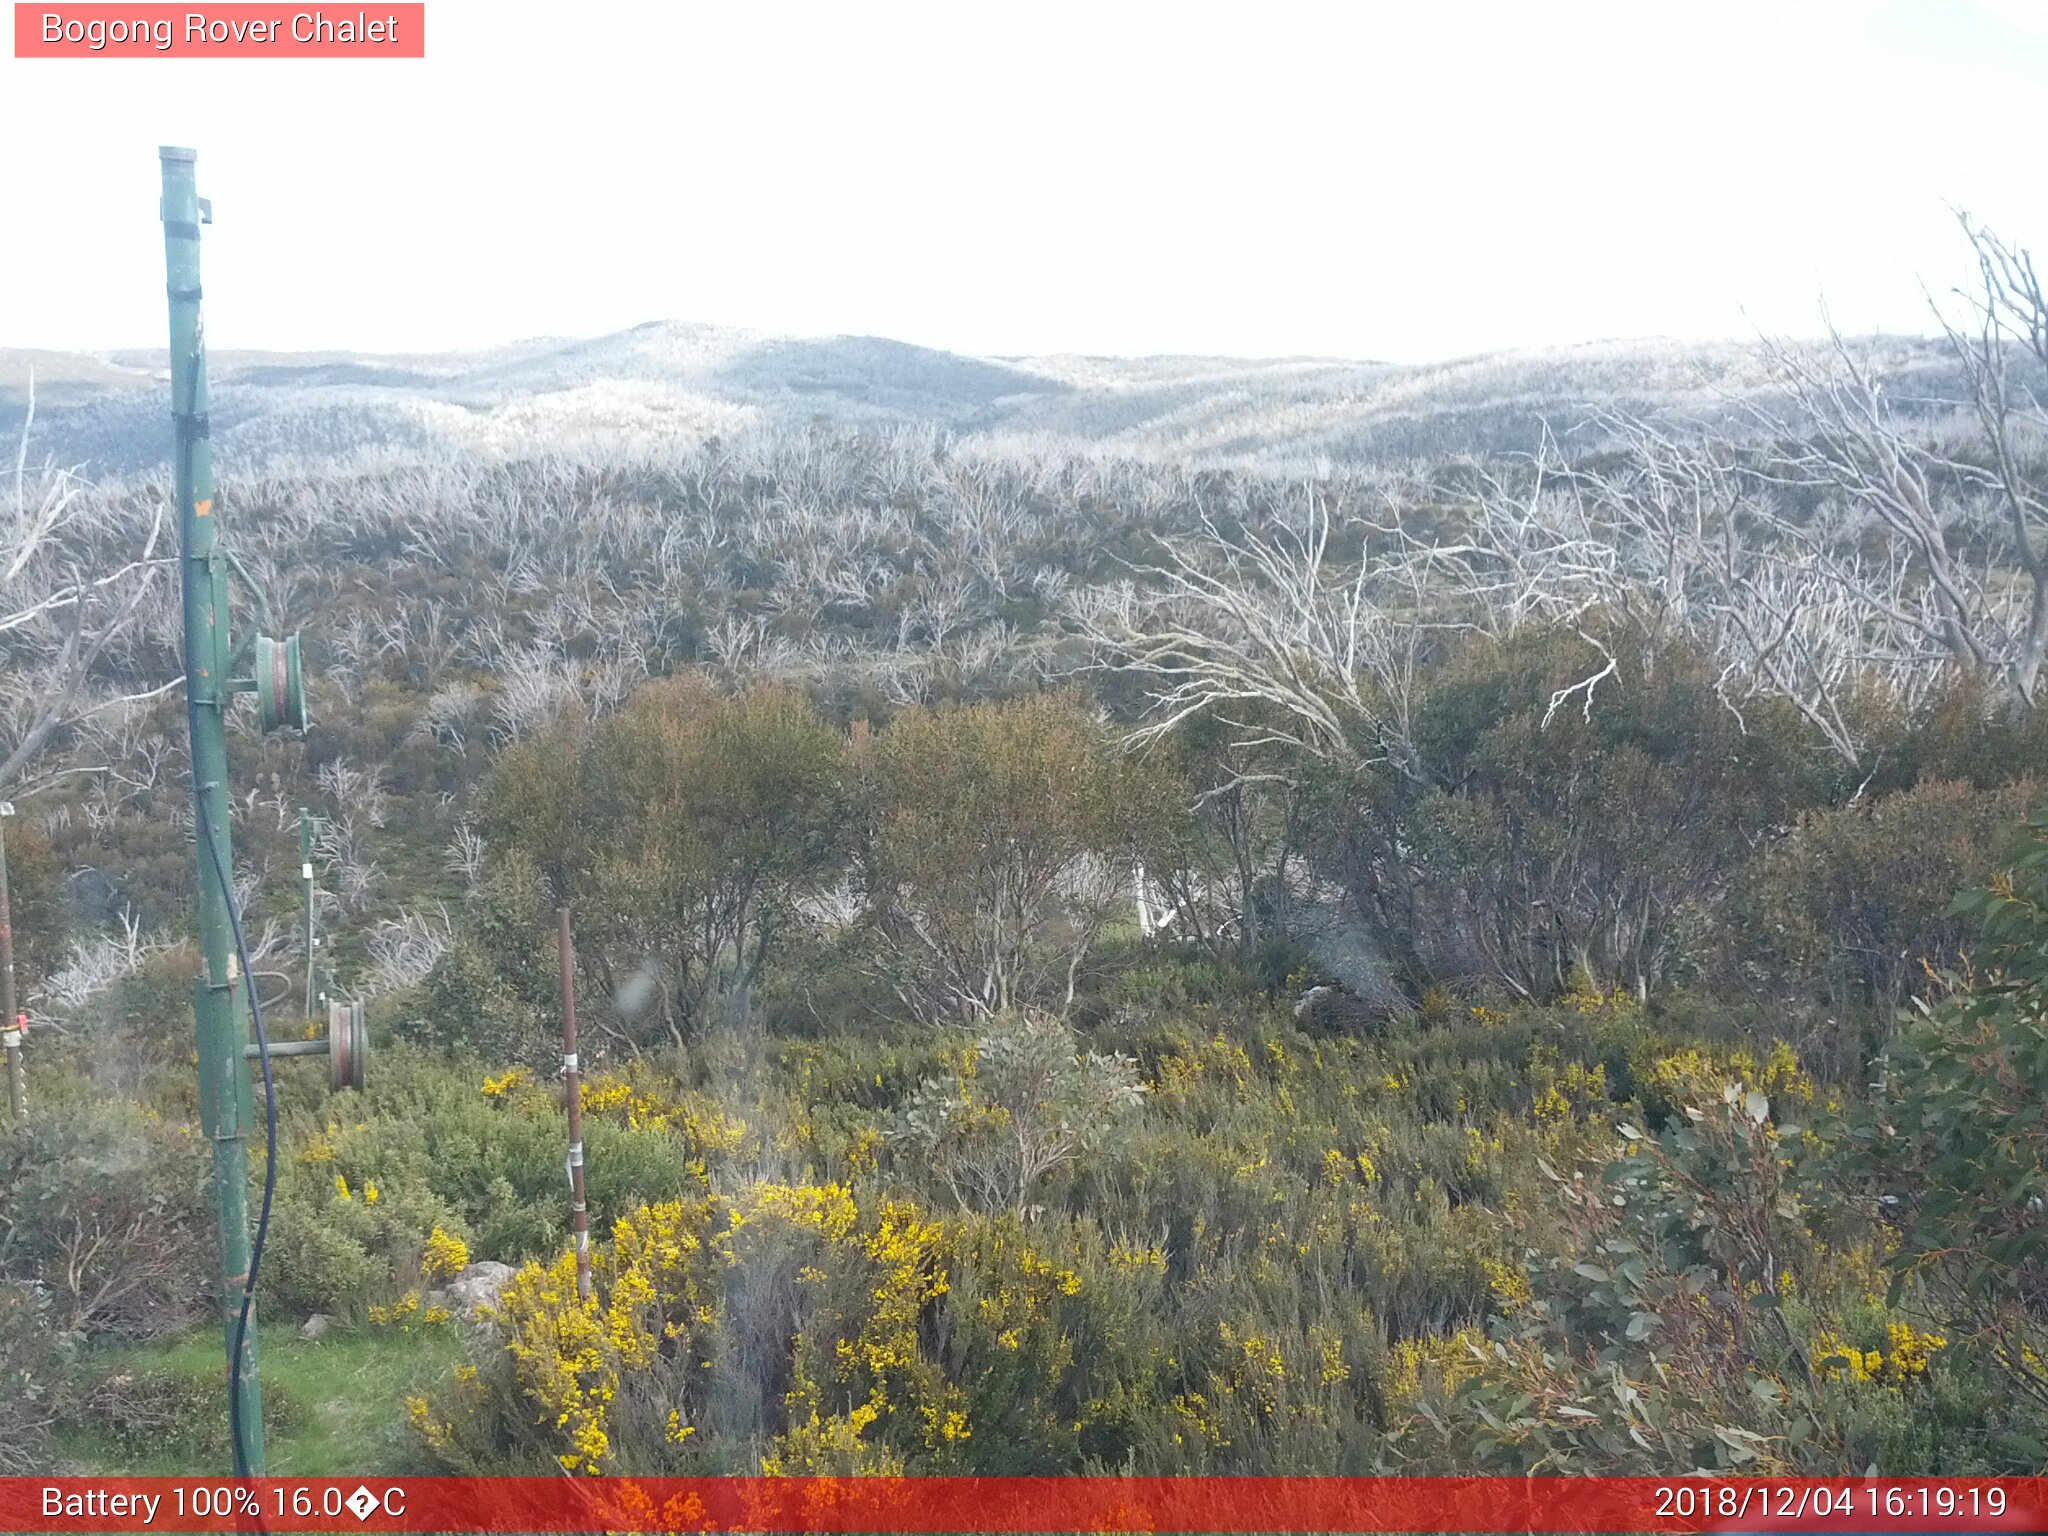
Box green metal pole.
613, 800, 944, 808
301, 809, 315, 1018
160, 145, 264, 1474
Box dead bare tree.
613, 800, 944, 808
445, 823, 487, 891
1, 378, 174, 793
1939, 213, 2048, 710
413, 680, 490, 757
1076, 487, 1444, 780
363, 904, 454, 996
1533, 411, 1929, 767
1748, 303, 2039, 721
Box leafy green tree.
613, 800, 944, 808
1133, 708, 1305, 958
0, 817, 68, 993
860, 692, 1178, 1018
408, 849, 559, 1066
476, 675, 848, 1050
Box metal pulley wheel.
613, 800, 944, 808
255, 633, 308, 733
327, 999, 366, 1092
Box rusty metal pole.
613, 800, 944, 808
0, 802, 23, 1125
555, 906, 592, 1302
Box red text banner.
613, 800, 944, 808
13, 5, 424, 57
2, 1477, 2045, 1533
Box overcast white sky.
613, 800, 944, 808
4, 0, 2046, 362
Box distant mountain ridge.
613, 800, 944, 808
0, 320, 1961, 478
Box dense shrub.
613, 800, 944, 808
1394, 1081, 1830, 1473
0, 1282, 76, 1473
27, 944, 207, 1107
266, 1045, 719, 1315
1741, 777, 2041, 1009
1856, 808, 2048, 1423
889, 1010, 1146, 1217
1859, 677, 2048, 797
0, 818, 69, 991
83, 1359, 304, 1461
406, 984, 1638, 1476
1326, 632, 1824, 998
1389, 1064, 2036, 1473
404, 862, 558, 1067
0, 1101, 208, 1339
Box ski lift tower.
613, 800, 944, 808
162, 145, 364, 1476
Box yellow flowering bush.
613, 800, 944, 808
1526, 1045, 1609, 1123
1813, 1321, 1947, 1389
368, 1290, 421, 1329
1385, 1329, 1484, 1406
418, 1183, 976, 1475
747, 1188, 965, 1472
1150, 1032, 1257, 1106
480, 1066, 534, 1102
423, 1225, 470, 1281
1557, 971, 1638, 1016
1639, 1039, 1817, 1121
578, 1067, 753, 1164
490, 1197, 718, 1473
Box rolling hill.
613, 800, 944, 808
0, 320, 1963, 479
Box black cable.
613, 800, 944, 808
194, 775, 277, 1483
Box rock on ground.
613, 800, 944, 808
446, 1260, 516, 1319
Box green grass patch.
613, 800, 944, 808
56, 1321, 465, 1476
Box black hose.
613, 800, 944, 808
195, 785, 277, 1482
